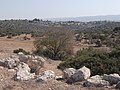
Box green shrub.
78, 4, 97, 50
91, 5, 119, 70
58, 48, 120, 76
34, 47, 71, 60
13, 48, 29, 55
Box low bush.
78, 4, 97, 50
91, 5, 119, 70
58, 48, 120, 76
34, 47, 71, 60
13, 48, 29, 55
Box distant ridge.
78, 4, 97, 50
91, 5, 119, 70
46, 15, 120, 22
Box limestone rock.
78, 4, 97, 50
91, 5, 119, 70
55, 76, 63, 80
35, 70, 55, 83
72, 66, 91, 82
63, 68, 76, 80
84, 75, 110, 87
103, 73, 120, 85
26, 56, 46, 75
18, 53, 45, 74
18, 52, 28, 63
4, 57, 20, 69
15, 62, 35, 81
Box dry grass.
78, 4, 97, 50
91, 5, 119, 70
0, 37, 114, 90
0, 37, 34, 58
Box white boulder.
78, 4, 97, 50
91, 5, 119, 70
35, 70, 55, 83
4, 57, 20, 69
63, 68, 76, 80
71, 66, 91, 82
103, 73, 120, 84
15, 62, 35, 81
18, 53, 46, 75
84, 75, 110, 87
55, 76, 63, 80
18, 52, 28, 63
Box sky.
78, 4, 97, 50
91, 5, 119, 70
0, 0, 120, 19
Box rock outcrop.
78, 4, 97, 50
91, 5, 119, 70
63, 66, 91, 83
84, 75, 110, 87
15, 62, 35, 81
103, 73, 120, 85
18, 52, 45, 75
72, 66, 91, 82
63, 68, 76, 80
35, 70, 55, 83
4, 56, 20, 69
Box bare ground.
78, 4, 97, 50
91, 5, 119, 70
0, 37, 115, 90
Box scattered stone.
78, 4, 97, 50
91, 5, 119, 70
103, 73, 120, 85
72, 66, 91, 82
35, 70, 55, 83
63, 66, 90, 83
18, 53, 45, 75
4, 57, 20, 69
18, 52, 28, 63
8, 69, 16, 73
84, 75, 110, 87
15, 62, 35, 81
55, 76, 63, 80
26, 56, 45, 75
63, 68, 76, 80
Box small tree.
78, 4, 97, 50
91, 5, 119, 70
34, 29, 74, 60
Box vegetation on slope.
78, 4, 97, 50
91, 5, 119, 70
58, 47, 120, 76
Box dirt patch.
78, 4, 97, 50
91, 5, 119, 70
0, 37, 34, 58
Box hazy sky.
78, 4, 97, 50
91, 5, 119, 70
0, 0, 120, 19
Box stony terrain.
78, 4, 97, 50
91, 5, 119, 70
0, 37, 117, 90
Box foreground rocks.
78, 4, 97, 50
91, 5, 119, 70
35, 70, 55, 83
4, 57, 20, 69
103, 73, 120, 85
84, 75, 110, 87
0, 53, 120, 89
63, 68, 76, 80
64, 66, 91, 83
63, 67, 120, 89
72, 66, 91, 82
18, 52, 45, 75
15, 62, 35, 81
0, 53, 46, 81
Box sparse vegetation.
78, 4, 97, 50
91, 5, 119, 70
13, 48, 29, 55
34, 29, 74, 60
58, 47, 120, 76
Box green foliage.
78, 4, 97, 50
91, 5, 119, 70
34, 29, 73, 60
58, 48, 120, 76
13, 48, 29, 55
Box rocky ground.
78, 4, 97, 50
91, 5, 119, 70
0, 37, 117, 90
0, 54, 116, 90
0, 60, 113, 90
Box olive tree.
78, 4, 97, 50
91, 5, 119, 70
34, 29, 74, 60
